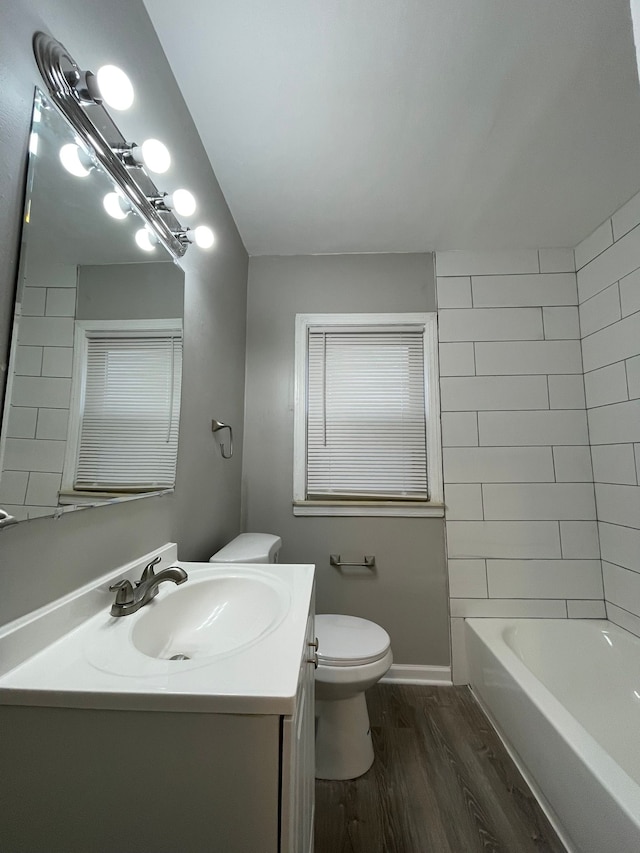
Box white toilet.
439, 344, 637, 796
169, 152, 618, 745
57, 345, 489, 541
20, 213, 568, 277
210, 533, 393, 781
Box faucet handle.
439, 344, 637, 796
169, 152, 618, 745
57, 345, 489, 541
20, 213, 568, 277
140, 555, 162, 583
109, 579, 134, 605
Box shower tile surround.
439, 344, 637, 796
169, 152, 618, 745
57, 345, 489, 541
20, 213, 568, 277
439, 194, 640, 680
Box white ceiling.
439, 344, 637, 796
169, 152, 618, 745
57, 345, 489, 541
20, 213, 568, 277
144, 0, 640, 256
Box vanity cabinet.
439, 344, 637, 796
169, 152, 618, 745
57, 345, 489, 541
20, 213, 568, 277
0, 556, 316, 853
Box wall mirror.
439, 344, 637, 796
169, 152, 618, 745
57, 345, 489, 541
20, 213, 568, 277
0, 90, 184, 522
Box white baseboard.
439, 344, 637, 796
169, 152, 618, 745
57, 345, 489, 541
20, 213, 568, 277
380, 663, 452, 685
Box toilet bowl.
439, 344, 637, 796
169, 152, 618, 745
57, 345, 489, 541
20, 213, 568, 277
209, 533, 393, 781
315, 614, 392, 780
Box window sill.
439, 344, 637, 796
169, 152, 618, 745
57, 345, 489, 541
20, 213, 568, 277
292, 500, 445, 518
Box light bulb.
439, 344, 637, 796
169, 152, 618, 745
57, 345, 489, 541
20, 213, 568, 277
140, 138, 170, 173
135, 228, 157, 252
103, 192, 130, 220
59, 143, 92, 177
194, 225, 215, 249
168, 188, 197, 217
96, 65, 134, 111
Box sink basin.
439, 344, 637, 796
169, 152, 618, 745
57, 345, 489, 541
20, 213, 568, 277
131, 573, 290, 661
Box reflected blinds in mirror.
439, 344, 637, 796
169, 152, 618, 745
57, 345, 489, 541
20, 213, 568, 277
75, 334, 182, 491
306, 327, 428, 500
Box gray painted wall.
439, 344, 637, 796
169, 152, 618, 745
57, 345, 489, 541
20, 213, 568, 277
77, 262, 183, 320
0, 0, 248, 625
243, 254, 449, 665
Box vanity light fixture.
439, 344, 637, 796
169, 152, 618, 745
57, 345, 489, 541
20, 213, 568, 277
152, 189, 197, 217
178, 225, 216, 249
135, 228, 158, 252
103, 191, 131, 220
59, 142, 93, 177
34, 31, 212, 259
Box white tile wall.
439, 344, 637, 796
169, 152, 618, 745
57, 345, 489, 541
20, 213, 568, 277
574, 190, 640, 635
574, 220, 614, 271
3, 280, 77, 516
437, 247, 599, 673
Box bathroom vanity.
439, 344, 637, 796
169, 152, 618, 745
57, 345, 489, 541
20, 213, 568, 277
0, 545, 316, 853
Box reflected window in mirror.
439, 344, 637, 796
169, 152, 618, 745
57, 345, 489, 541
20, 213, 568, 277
0, 90, 185, 522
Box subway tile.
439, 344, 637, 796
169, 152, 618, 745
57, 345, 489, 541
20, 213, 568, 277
436, 250, 539, 277
41, 347, 73, 378
542, 307, 580, 340
18, 316, 74, 347
591, 444, 637, 485
443, 446, 555, 483
436, 276, 472, 308
478, 410, 588, 446
440, 375, 549, 412
444, 484, 483, 520
482, 483, 596, 521
438, 308, 543, 342
471, 274, 577, 308
560, 521, 601, 558
3, 439, 66, 473
579, 283, 621, 337
606, 602, 640, 637
0, 471, 29, 504
548, 375, 585, 409
25, 472, 62, 506
15, 346, 43, 377
487, 559, 603, 599
6, 407, 37, 439
581, 310, 640, 372
612, 190, 640, 241
475, 341, 582, 375
595, 483, 640, 530
574, 219, 614, 271
11, 376, 71, 409
578, 223, 640, 302
567, 600, 606, 619
603, 562, 640, 616
21, 287, 46, 317
619, 268, 640, 318
636, 444, 640, 483
45, 288, 76, 317
438, 342, 475, 376
446, 521, 561, 559
552, 446, 593, 482
627, 355, 640, 400
599, 522, 640, 573
584, 362, 628, 408
450, 598, 567, 618
448, 560, 487, 597
538, 249, 575, 274
36, 409, 69, 440
0, 505, 30, 522
588, 400, 640, 445
441, 412, 478, 447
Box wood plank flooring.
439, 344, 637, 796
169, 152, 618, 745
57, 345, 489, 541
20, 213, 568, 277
314, 684, 566, 853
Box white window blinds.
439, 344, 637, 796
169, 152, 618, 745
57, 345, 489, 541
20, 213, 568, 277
75, 333, 182, 491
306, 327, 428, 500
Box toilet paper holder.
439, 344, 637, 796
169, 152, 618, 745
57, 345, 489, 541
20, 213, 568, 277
330, 554, 376, 570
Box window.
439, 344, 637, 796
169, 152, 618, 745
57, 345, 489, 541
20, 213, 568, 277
61, 319, 182, 498
293, 313, 442, 517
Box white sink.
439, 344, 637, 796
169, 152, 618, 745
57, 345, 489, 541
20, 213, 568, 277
131, 573, 290, 660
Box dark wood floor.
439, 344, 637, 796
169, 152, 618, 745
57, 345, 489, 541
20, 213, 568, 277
315, 684, 566, 853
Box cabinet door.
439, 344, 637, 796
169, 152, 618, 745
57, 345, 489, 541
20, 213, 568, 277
281, 606, 316, 853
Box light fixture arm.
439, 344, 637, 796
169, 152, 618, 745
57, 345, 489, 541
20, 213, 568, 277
33, 31, 187, 259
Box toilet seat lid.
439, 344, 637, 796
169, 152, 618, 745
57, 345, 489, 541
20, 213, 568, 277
315, 614, 391, 667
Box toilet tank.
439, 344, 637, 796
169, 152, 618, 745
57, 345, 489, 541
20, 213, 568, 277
209, 533, 282, 564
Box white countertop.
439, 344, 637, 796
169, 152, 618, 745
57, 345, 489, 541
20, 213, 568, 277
0, 550, 315, 716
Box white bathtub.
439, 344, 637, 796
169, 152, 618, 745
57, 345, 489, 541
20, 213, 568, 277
466, 618, 640, 853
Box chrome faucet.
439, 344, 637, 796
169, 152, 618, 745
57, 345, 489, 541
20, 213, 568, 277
109, 556, 188, 617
